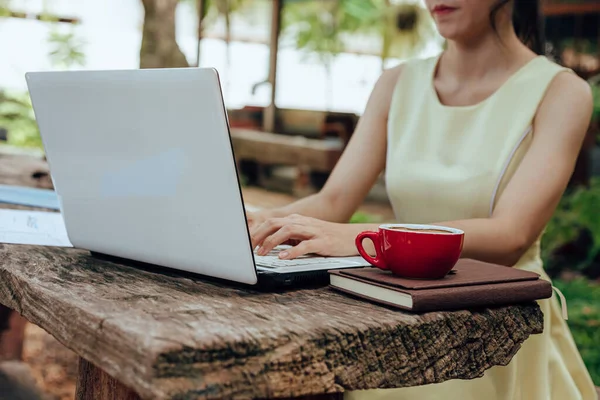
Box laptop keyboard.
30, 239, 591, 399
254, 255, 340, 269
253, 246, 339, 269
252, 245, 369, 273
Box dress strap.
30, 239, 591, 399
488, 125, 533, 216
552, 285, 569, 320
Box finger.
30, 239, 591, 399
257, 224, 313, 255
250, 217, 286, 249
245, 211, 254, 226
279, 240, 318, 260
256, 224, 314, 256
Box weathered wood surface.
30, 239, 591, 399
0, 149, 53, 361
230, 128, 343, 172
0, 243, 544, 399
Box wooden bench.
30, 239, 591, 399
0, 153, 546, 399
230, 128, 344, 194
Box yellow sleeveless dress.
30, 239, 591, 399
345, 55, 597, 400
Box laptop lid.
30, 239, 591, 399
25, 67, 258, 285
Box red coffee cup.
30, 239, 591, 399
355, 224, 464, 279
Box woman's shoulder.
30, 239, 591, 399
390, 54, 439, 76
535, 60, 593, 141
507, 56, 588, 109
529, 55, 576, 78
537, 56, 591, 103
377, 55, 438, 91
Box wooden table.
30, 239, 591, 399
0, 151, 546, 400
0, 148, 53, 362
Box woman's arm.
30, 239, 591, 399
257, 66, 403, 223
435, 72, 593, 266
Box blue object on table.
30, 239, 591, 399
0, 184, 60, 210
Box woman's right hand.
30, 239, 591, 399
247, 210, 302, 250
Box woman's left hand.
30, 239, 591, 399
250, 214, 362, 260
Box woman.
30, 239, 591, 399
248, 1, 597, 399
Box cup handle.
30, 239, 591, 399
355, 231, 387, 270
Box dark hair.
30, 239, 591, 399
490, 0, 545, 55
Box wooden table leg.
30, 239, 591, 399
75, 357, 342, 400
277, 395, 342, 400
0, 306, 10, 332
75, 358, 141, 400
0, 306, 27, 361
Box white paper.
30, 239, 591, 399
0, 205, 260, 248
0, 209, 73, 247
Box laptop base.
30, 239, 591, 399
89, 251, 335, 292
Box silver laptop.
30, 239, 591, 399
25, 67, 369, 287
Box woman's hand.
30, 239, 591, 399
245, 210, 270, 231
246, 210, 303, 248
250, 214, 364, 260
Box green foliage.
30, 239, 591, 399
553, 278, 600, 385
331, 0, 382, 33
590, 76, 600, 145
47, 29, 86, 68
349, 211, 380, 224
542, 193, 581, 262
1, 0, 86, 69
0, 92, 42, 149
179, 0, 251, 28
0, 1, 85, 151
282, 1, 345, 68
380, 3, 438, 60
282, 0, 436, 63
0, 2, 9, 16
570, 180, 600, 263
283, 0, 383, 39
238, 173, 248, 187
591, 83, 600, 123
542, 178, 600, 275
0, 0, 11, 15
560, 38, 599, 57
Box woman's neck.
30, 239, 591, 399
440, 28, 535, 83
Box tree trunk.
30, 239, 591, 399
140, 0, 189, 68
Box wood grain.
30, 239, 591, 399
0, 150, 53, 362
76, 358, 140, 400
0, 312, 28, 361
0, 244, 544, 399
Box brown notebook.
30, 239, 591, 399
329, 259, 553, 312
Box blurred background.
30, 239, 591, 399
0, 0, 599, 398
